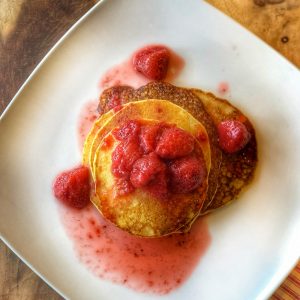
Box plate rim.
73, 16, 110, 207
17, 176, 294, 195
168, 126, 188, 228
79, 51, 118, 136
0, 236, 68, 299
0, 0, 107, 122
0, 1, 106, 299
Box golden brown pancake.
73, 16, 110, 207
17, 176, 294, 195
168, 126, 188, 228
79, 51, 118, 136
85, 100, 211, 179
99, 82, 222, 212
98, 82, 257, 214
82, 109, 114, 168
191, 89, 257, 213
83, 100, 212, 236
93, 123, 208, 237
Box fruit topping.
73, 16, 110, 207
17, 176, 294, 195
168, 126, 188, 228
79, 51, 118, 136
114, 178, 135, 197
110, 121, 205, 199
139, 124, 162, 154
169, 155, 206, 194
145, 170, 169, 200
155, 127, 195, 159
130, 152, 166, 188
217, 120, 251, 153
113, 120, 141, 141
53, 166, 90, 209
133, 46, 170, 80
111, 139, 143, 178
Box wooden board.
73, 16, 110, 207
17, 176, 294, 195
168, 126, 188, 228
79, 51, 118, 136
208, 0, 300, 68
0, 0, 98, 114
0, 0, 299, 299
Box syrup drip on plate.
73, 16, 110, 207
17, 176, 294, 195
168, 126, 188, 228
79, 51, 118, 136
99, 45, 185, 89
60, 204, 211, 294
67, 45, 211, 294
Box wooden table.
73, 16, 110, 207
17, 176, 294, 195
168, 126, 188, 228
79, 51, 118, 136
0, 1, 299, 299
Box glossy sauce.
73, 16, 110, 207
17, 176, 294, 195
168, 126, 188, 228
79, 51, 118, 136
60, 204, 211, 294
99, 45, 185, 89
164, 47, 185, 82
99, 58, 150, 89
69, 45, 210, 294
217, 81, 229, 95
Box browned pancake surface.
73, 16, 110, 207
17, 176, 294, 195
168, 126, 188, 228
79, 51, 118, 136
99, 82, 257, 214
191, 89, 257, 212
100, 82, 222, 211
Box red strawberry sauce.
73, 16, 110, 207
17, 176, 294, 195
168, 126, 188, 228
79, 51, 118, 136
56, 44, 211, 295
60, 204, 211, 294
111, 120, 206, 199
99, 45, 185, 89
217, 81, 229, 95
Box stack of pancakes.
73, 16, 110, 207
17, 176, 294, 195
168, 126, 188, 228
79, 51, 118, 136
83, 82, 257, 237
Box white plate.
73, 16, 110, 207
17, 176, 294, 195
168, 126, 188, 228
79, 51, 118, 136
1, 0, 300, 299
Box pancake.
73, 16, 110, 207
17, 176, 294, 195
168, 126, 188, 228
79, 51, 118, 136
82, 86, 135, 169
93, 122, 208, 237
85, 99, 211, 181
191, 89, 257, 213
99, 82, 222, 212
82, 110, 114, 168
98, 81, 257, 214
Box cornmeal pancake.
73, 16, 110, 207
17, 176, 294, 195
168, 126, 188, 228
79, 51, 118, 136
86, 99, 211, 181
93, 123, 208, 237
99, 82, 222, 211
191, 89, 257, 213
82, 110, 114, 168
82, 86, 134, 168
98, 82, 257, 214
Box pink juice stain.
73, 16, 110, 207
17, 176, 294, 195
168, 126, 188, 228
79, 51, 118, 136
99, 45, 185, 89
100, 59, 150, 89
60, 204, 211, 295
67, 45, 210, 294
218, 81, 230, 95
165, 47, 185, 82
78, 45, 185, 150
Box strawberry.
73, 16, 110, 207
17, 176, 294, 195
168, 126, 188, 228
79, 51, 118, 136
130, 152, 166, 188
155, 127, 194, 159
217, 120, 251, 153
133, 46, 170, 80
53, 166, 90, 209
169, 155, 206, 193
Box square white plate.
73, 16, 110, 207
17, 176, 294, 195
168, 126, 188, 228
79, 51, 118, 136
1, 0, 300, 299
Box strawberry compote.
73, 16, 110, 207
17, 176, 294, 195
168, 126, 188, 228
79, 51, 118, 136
111, 120, 206, 198
60, 204, 211, 294
217, 81, 229, 95
133, 45, 170, 80
54, 44, 211, 295
53, 166, 90, 209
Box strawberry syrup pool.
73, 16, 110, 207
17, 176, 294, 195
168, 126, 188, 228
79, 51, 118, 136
217, 81, 230, 95
63, 45, 211, 295
60, 204, 211, 294
99, 45, 185, 89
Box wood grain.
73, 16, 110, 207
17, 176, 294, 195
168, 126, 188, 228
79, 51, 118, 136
207, 0, 300, 68
0, 0, 98, 114
0, 1, 97, 299
0, 0, 299, 299
0, 242, 62, 300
